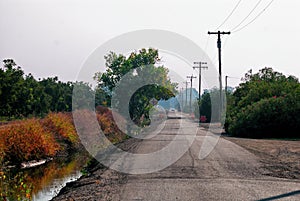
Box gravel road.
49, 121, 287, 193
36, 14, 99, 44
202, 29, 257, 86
53, 118, 300, 201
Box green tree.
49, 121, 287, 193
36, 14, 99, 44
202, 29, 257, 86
0, 59, 74, 119
225, 67, 300, 138
0, 59, 25, 118
96, 48, 177, 125
194, 88, 226, 123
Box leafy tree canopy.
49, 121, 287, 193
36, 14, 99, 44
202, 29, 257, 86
225, 67, 300, 138
95, 48, 177, 125
0, 59, 74, 119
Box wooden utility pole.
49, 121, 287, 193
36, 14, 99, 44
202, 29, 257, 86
187, 75, 197, 114
225, 75, 228, 94
208, 31, 230, 121
225, 76, 239, 94
180, 87, 184, 111
193, 62, 208, 101
193, 62, 208, 125
183, 81, 189, 112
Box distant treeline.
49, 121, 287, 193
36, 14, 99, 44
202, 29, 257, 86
0, 59, 74, 119
0, 48, 174, 124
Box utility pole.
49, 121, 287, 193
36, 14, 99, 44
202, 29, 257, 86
208, 31, 230, 121
183, 81, 189, 113
180, 87, 184, 111
225, 75, 228, 94
225, 76, 239, 94
187, 75, 197, 114
193, 62, 208, 125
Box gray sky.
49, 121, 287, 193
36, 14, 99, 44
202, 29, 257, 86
1, 0, 300, 90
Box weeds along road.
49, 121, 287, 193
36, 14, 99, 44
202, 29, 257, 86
54, 117, 300, 201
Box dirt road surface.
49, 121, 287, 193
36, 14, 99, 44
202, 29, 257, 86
53, 118, 300, 201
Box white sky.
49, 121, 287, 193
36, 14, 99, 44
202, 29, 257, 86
1, 0, 300, 91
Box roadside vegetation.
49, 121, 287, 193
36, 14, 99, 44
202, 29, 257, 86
0, 109, 127, 200
2, 48, 178, 200
194, 67, 300, 139
0, 113, 75, 165
0, 109, 128, 166
225, 67, 300, 138
0, 48, 177, 166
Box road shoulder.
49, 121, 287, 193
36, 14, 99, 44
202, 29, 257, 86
224, 137, 300, 179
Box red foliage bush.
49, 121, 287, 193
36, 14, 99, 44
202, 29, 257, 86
0, 110, 127, 165
96, 105, 109, 114
0, 135, 6, 162
0, 119, 59, 163
96, 108, 127, 143
42, 112, 79, 145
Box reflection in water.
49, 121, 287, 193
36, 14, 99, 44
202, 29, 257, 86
32, 171, 82, 201
1, 152, 90, 201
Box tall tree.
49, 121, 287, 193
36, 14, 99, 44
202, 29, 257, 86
95, 48, 177, 125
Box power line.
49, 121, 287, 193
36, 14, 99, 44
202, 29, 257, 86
232, 0, 276, 33
207, 1, 241, 59
209, 0, 242, 63
231, 0, 263, 32
207, 1, 242, 66
204, 35, 210, 52
222, 35, 230, 50
215, 0, 243, 30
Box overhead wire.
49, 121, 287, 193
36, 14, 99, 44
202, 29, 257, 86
230, 0, 263, 32
204, 35, 210, 52
205, 0, 242, 62
206, 0, 243, 65
215, 0, 243, 31
232, 0, 276, 33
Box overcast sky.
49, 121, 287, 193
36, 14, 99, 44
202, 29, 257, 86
1, 0, 299, 90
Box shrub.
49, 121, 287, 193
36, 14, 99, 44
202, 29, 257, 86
42, 112, 79, 145
0, 136, 6, 163
96, 109, 127, 143
225, 68, 300, 138
96, 105, 109, 114
0, 119, 59, 163
227, 95, 300, 138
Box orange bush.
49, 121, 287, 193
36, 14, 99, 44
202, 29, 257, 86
96, 105, 109, 114
0, 119, 59, 163
42, 112, 79, 145
96, 109, 127, 143
0, 134, 6, 163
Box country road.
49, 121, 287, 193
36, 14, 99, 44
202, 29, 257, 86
53, 118, 300, 201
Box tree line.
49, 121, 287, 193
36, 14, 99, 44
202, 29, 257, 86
1, 48, 177, 125
4, 53, 297, 139
0, 59, 73, 119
